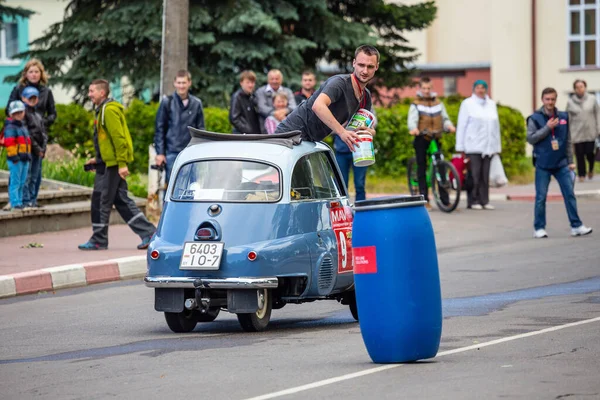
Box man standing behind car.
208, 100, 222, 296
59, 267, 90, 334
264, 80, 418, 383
79, 79, 156, 251
229, 70, 261, 134
254, 69, 297, 133
154, 70, 205, 182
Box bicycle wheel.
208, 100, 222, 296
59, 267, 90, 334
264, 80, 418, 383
406, 157, 420, 196
432, 160, 461, 213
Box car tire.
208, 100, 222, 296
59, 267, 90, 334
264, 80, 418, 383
349, 297, 359, 322
164, 309, 199, 333
197, 307, 220, 322
237, 289, 272, 332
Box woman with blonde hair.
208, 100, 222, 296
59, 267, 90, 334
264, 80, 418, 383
6, 59, 57, 208
7, 58, 57, 129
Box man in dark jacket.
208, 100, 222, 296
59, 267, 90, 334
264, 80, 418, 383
154, 70, 205, 182
229, 70, 261, 134
21, 86, 47, 208
527, 87, 592, 239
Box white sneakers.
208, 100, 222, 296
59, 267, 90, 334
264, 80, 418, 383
533, 229, 548, 239
534, 226, 593, 238
470, 204, 494, 210
571, 225, 593, 237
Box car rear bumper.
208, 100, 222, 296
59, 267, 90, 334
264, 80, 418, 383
144, 276, 279, 289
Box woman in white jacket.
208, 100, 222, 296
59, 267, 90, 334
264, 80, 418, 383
456, 80, 502, 210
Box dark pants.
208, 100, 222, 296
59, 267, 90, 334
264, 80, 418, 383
90, 165, 156, 247
335, 151, 367, 201
23, 152, 42, 206
574, 141, 595, 178
164, 152, 179, 184
414, 136, 448, 204
534, 165, 582, 230
467, 154, 491, 206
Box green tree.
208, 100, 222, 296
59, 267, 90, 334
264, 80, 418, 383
11, 0, 436, 107
0, 1, 33, 20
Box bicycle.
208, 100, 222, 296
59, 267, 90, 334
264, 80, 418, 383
407, 129, 461, 213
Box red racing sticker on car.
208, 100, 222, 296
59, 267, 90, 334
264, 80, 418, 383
330, 204, 354, 274
353, 246, 377, 274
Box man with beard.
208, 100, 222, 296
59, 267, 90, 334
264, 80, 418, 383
275, 45, 379, 151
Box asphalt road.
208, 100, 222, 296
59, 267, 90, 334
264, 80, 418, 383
1, 200, 599, 400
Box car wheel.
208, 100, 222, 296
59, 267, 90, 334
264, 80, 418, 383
237, 289, 272, 332
164, 309, 199, 333
197, 307, 220, 322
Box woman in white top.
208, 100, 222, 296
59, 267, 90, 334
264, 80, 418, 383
566, 79, 599, 182
456, 80, 502, 210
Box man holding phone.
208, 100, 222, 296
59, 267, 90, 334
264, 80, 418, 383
79, 79, 156, 251
527, 87, 592, 239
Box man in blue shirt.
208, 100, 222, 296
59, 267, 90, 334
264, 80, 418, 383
527, 87, 592, 239
154, 70, 205, 182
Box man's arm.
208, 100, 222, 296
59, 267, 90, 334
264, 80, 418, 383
566, 121, 574, 165
594, 99, 600, 136
311, 93, 359, 151
440, 103, 455, 131
195, 99, 205, 129
254, 87, 272, 118
285, 88, 297, 111
526, 117, 551, 145
154, 98, 168, 155
229, 92, 245, 132
407, 104, 419, 132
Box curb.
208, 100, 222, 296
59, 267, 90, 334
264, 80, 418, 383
0, 255, 147, 299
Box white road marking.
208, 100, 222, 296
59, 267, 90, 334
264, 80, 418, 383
244, 316, 600, 400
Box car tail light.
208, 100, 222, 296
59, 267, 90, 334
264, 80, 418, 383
247, 251, 258, 261
196, 227, 216, 240
150, 250, 160, 260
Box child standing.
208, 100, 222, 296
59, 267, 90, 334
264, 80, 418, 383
264, 93, 289, 134
4, 100, 31, 211
21, 86, 47, 208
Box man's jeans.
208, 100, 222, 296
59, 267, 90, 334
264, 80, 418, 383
335, 152, 367, 201
8, 160, 29, 207
534, 165, 582, 230
23, 153, 42, 206
165, 152, 179, 184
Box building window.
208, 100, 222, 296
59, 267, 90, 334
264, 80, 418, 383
0, 22, 20, 61
568, 0, 600, 67
443, 76, 457, 96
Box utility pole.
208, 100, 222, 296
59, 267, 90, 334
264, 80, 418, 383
160, 0, 189, 97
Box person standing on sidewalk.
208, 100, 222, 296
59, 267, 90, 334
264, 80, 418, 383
408, 77, 456, 209
4, 101, 31, 212
566, 79, 599, 182
456, 80, 501, 210
527, 87, 592, 239
229, 70, 261, 134
154, 70, 205, 183
79, 79, 156, 251
294, 71, 317, 105
21, 86, 47, 209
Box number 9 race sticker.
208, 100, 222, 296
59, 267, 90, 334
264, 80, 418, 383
330, 204, 354, 274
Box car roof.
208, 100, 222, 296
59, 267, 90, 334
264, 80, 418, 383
176, 129, 333, 169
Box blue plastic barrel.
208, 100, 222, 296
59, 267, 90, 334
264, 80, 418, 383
352, 195, 442, 363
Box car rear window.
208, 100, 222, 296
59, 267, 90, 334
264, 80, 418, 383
170, 160, 281, 202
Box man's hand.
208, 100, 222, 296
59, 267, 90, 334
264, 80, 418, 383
409, 128, 419, 136
39, 151, 45, 158
118, 166, 130, 180
337, 129, 360, 152
448, 125, 456, 134
361, 127, 376, 137
568, 163, 576, 171
273, 109, 288, 121
85, 158, 96, 165
155, 154, 166, 166
547, 117, 559, 129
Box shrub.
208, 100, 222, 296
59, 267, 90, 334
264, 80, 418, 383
371, 101, 529, 179
48, 103, 94, 158
125, 99, 159, 174
204, 107, 232, 133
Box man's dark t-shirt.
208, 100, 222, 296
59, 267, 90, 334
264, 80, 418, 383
275, 74, 372, 141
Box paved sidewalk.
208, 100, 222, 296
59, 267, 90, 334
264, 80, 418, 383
0, 225, 147, 298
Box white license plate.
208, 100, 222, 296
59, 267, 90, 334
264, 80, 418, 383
180, 242, 224, 270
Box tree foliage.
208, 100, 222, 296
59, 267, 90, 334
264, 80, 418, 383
12, 0, 436, 107
0, 0, 34, 21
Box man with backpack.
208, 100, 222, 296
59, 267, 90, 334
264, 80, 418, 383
154, 70, 205, 183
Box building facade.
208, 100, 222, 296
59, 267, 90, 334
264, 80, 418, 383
396, 0, 600, 116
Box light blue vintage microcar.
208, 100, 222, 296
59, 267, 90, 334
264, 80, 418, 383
145, 129, 358, 332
